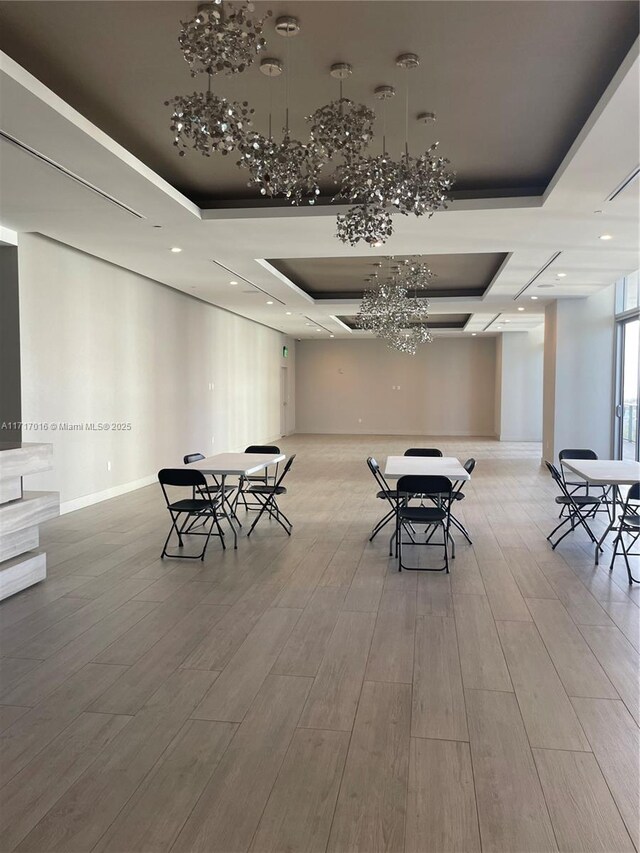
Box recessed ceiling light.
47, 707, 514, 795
330, 334, 335, 338
471, 332, 477, 336
285, 311, 292, 315
556, 272, 567, 278
505, 319, 511, 323
305, 322, 312, 326
315, 328, 321, 332
496, 325, 502, 329
266, 300, 274, 305
531, 295, 539, 300
229, 280, 238, 285
599, 234, 613, 240
170, 247, 182, 253
518, 307, 525, 311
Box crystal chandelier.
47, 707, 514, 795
336, 203, 392, 246
356, 260, 433, 354
307, 64, 375, 160
178, 0, 272, 77
166, 89, 254, 157
239, 131, 323, 204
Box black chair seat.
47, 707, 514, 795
377, 489, 400, 499
246, 484, 287, 496
554, 495, 601, 506
168, 498, 217, 513
621, 513, 640, 529
399, 506, 447, 523
452, 490, 466, 501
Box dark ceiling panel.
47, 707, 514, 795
268, 252, 506, 298
338, 313, 471, 330
0, 1, 637, 202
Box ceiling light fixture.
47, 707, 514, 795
599, 234, 613, 240
307, 63, 375, 160
556, 272, 567, 278
531, 295, 539, 300
471, 332, 477, 336
266, 300, 274, 304
285, 310, 292, 315
170, 247, 182, 253
330, 334, 335, 338
517, 307, 525, 311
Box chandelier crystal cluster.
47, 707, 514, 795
166, 5, 455, 248
356, 259, 435, 354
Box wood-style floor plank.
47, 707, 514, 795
497, 620, 590, 750
249, 728, 349, 853
171, 674, 312, 853
453, 594, 512, 692
533, 748, 635, 852
93, 719, 236, 853
578, 623, 640, 724
298, 610, 375, 731
572, 697, 640, 849
526, 598, 618, 699
327, 680, 411, 853
412, 614, 468, 741
365, 588, 416, 684
192, 605, 301, 722
466, 688, 558, 853
13, 668, 218, 853
405, 737, 481, 853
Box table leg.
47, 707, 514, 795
595, 486, 617, 565
219, 474, 238, 549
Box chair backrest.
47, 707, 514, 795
367, 456, 393, 495
625, 482, 640, 504
397, 475, 452, 499
159, 468, 207, 488
404, 448, 443, 457
464, 458, 476, 475
273, 454, 296, 488
245, 445, 280, 454
183, 452, 205, 465
559, 449, 598, 462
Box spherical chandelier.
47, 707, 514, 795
307, 64, 376, 160
178, 0, 272, 77
166, 90, 254, 157
239, 132, 323, 205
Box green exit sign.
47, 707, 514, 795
282, 346, 289, 358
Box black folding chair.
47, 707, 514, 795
609, 482, 640, 584
404, 448, 443, 457
366, 457, 404, 555
183, 452, 240, 527
246, 454, 295, 537
396, 475, 453, 572
448, 457, 475, 544
158, 468, 226, 560
237, 445, 281, 511
545, 462, 603, 551
558, 449, 611, 517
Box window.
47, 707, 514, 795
614, 272, 640, 461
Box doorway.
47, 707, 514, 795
280, 366, 288, 437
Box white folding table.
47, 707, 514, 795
384, 456, 473, 544
384, 456, 471, 482
561, 459, 640, 565
185, 452, 285, 548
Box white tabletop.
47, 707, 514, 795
562, 459, 640, 486
185, 452, 285, 477
384, 456, 470, 481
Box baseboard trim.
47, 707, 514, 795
61, 474, 157, 515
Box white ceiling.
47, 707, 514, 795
0, 23, 638, 341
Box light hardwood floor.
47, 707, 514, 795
0, 435, 638, 853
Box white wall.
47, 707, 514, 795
295, 336, 497, 436
496, 327, 544, 441
18, 233, 295, 510
543, 285, 615, 461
